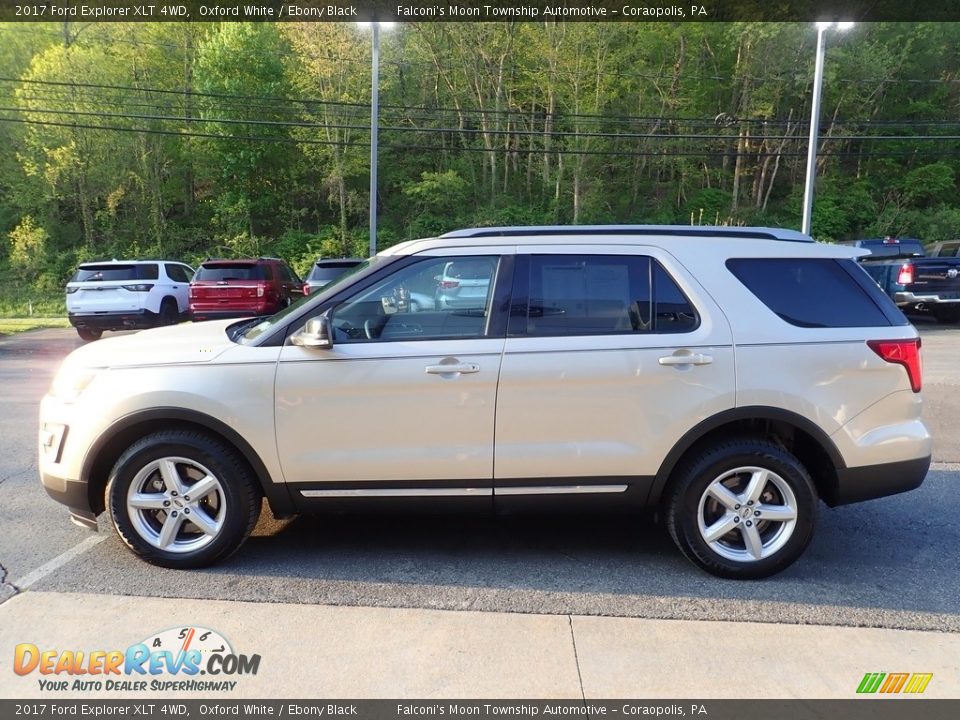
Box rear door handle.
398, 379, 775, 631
659, 353, 713, 367
426, 363, 480, 375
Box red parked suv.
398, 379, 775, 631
189, 257, 303, 322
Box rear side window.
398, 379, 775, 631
195, 264, 263, 281
520, 254, 698, 336
72, 264, 158, 282
727, 258, 903, 328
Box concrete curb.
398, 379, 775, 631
1, 592, 958, 699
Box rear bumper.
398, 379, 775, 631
832, 455, 930, 506
68, 310, 156, 331
894, 291, 960, 307
190, 309, 265, 322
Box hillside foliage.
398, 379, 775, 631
1, 21, 959, 309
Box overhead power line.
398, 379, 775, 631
6, 104, 960, 144
3, 115, 960, 160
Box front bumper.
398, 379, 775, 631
41, 469, 98, 529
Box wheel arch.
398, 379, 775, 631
81, 408, 295, 517
650, 406, 845, 507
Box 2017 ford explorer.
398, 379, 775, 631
40, 226, 931, 578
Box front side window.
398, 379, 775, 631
520, 254, 697, 337
330, 256, 500, 343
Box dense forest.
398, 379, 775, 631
1, 21, 959, 311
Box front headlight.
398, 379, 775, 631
49, 367, 101, 403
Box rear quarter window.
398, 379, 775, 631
727, 258, 906, 328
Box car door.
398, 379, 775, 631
493, 246, 736, 510
274, 251, 512, 506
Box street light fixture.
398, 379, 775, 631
801, 21, 854, 236
357, 22, 395, 257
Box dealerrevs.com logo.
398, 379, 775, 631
13, 626, 260, 693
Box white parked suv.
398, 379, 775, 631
66, 260, 194, 341
40, 227, 931, 578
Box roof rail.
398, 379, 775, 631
439, 225, 814, 243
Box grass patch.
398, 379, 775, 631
0, 317, 70, 336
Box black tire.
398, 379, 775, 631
665, 437, 817, 579
159, 298, 179, 326
76, 327, 102, 342
106, 430, 261, 569
933, 306, 959, 324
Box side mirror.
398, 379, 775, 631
291, 316, 333, 349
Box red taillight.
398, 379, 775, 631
439, 280, 460, 289
897, 263, 914, 285
257, 284, 266, 298
303, 284, 311, 295
868, 338, 922, 393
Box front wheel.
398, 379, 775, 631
665, 438, 817, 579
106, 431, 261, 568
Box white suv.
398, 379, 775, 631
66, 260, 194, 341
40, 227, 931, 578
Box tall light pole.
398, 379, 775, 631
801, 21, 854, 236
358, 22, 394, 257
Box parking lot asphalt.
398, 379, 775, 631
1, 322, 958, 699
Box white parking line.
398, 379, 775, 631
12, 535, 107, 590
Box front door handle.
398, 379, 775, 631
659, 353, 713, 367
426, 363, 480, 375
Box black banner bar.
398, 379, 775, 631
2, 700, 960, 720
1, 0, 960, 23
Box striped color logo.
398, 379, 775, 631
857, 672, 933, 694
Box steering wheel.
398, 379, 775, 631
334, 320, 362, 341
363, 318, 376, 339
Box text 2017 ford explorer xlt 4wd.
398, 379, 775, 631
40, 226, 931, 579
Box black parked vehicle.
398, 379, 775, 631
844, 238, 960, 323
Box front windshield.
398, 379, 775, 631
235, 256, 378, 344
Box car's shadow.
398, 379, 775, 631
48, 467, 958, 632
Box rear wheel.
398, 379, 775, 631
76, 327, 102, 342
107, 430, 261, 568
933, 306, 959, 324
665, 437, 817, 579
